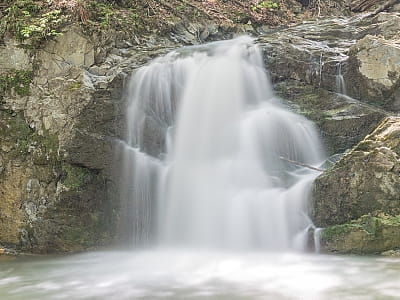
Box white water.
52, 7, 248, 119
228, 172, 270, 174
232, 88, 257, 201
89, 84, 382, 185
2, 251, 400, 300
120, 36, 325, 251
336, 60, 347, 95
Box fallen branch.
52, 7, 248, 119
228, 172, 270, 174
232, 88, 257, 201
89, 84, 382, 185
279, 156, 325, 172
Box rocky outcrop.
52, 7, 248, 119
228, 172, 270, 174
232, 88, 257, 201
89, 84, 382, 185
312, 117, 400, 253
346, 34, 400, 111
0, 25, 142, 253
0, 15, 191, 252
312, 117, 400, 227
275, 81, 387, 155
319, 212, 400, 254
0, 38, 31, 72
261, 12, 400, 114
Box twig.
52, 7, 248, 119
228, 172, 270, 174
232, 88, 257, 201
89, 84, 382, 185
279, 156, 325, 172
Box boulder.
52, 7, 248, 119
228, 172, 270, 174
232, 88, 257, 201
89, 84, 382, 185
346, 35, 400, 111
312, 117, 400, 227
319, 212, 400, 254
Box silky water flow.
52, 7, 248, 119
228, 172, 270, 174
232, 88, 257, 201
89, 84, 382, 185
120, 36, 325, 251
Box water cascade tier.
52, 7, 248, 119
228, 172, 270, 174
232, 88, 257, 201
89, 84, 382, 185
119, 36, 325, 251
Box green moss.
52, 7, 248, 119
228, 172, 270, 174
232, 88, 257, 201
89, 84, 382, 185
252, 1, 279, 11
321, 223, 364, 240
0, 70, 33, 97
322, 213, 400, 241
84, 1, 141, 31
30, 131, 59, 164
3, 112, 33, 156
320, 213, 400, 254
1, 111, 59, 162
67, 82, 82, 91
61, 163, 92, 191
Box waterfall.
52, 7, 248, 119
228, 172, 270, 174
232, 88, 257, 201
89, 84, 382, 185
121, 36, 325, 251
336, 60, 347, 95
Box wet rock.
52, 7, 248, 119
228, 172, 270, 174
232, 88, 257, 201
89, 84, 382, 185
261, 12, 400, 113
275, 81, 387, 155
312, 117, 400, 227
260, 16, 363, 90
319, 212, 400, 254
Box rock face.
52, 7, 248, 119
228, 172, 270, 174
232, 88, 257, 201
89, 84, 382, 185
312, 117, 400, 253
312, 117, 400, 227
347, 34, 400, 111
0, 38, 31, 71
0, 26, 132, 253
275, 81, 387, 155
261, 12, 400, 112
0, 18, 183, 252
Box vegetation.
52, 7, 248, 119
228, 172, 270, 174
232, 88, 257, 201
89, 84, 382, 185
321, 212, 400, 241
0, 0, 315, 45
0, 0, 66, 44
0, 111, 59, 162
252, 1, 279, 11
0, 0, 142, 44
0, 70, 33, 98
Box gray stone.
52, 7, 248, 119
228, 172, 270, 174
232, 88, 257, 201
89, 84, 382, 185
275, 81, 387, 155
312, 117, 400, 227
0, 38, 31, 72
346, 35, 400, 111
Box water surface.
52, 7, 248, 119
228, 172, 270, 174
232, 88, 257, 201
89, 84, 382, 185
1, 250, 400, 299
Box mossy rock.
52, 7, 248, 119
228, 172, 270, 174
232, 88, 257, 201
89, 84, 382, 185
275, 81, 387, 155
0, 111, 59, 163
61, 163, 93, 191
0, 69, 33, 98
320, 213, 400, 254
312, 117, 400, 228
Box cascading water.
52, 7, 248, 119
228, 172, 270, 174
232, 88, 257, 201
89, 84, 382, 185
120, 36, 325, 251
335, 60, 347, 95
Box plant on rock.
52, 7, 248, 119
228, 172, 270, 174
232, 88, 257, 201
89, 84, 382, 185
252, 0, 279, 11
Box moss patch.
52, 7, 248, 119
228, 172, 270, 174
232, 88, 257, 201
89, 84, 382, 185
61, 163, 92, 191
0, 69, 33, 98
320, 212, 400, 254
321, 223, 364, 240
